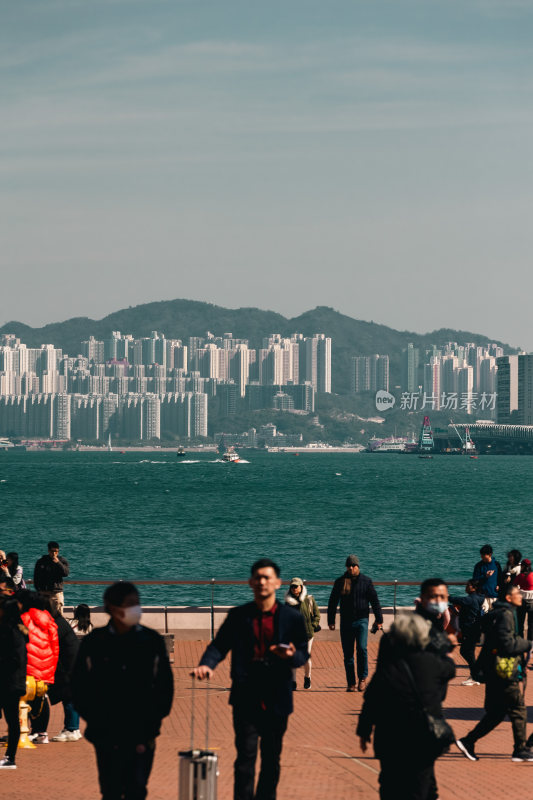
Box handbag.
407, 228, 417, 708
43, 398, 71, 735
401, 659, 455, 757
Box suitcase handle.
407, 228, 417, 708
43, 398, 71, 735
190, 674, 211, 751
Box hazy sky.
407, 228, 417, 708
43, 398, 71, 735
2, 0, 533, 347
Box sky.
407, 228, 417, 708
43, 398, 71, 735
2, 0, 533, 347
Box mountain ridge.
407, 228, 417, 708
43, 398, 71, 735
0, 299, 517, 394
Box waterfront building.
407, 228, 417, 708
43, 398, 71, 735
497, 355, 519, 424
517, 354, 533, 425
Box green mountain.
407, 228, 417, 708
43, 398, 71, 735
0, 299, 516, 394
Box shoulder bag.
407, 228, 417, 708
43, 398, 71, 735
401, 659, 455, 757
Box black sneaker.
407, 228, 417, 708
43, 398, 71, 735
304, 677, 311, 689
0, 757, 16, 769
511, 748, 533, 762
456, 738, 479, 761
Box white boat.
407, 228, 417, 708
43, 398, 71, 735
0, 438, 14, 450
222, 448, 240, 463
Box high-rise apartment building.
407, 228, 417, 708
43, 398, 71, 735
517, 354, 533, 425
496, 355, 519, 423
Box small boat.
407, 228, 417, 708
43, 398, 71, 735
222, 447, 240, 463
418, 454, 433, 459
176, 446, 186, 458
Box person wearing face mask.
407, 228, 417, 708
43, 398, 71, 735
71, 582, 174, 800
415, 578, 455, 658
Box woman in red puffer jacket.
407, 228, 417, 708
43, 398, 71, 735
19, 592, 59, 743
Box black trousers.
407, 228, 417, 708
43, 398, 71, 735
517, 600, 533, 640
30, 695, 50, 734
94, 741, 156, 800
459, 626, 478, 676
1, 694, 21, 762
233, 707, 288, 800
379, 759, 437, 800
466, 680, 527, 752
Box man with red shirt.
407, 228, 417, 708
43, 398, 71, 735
192, 559, 309, 800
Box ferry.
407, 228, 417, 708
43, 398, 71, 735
0, 438, 14, 451
222, 447, 240, 463
176, 446, 186, 457
366, 436, 407, 453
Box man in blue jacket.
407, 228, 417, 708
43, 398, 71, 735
473, 544, 503, 610
192, 559, 309, 800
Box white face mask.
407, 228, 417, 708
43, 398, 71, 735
425, 600, 448, 616
120, 605, 142, 626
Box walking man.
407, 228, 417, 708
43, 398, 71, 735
327, 554, 383, 692
34, 541, 69, 615
456, 583, 533, 762
450, 579, 484, 685
472, 544, 502, 612
191, 558, 309, 800
72, 582, 174, 800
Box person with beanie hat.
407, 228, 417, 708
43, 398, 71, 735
284, 578, 320, 689
328, 555, 383, 692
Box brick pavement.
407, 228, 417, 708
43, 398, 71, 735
2, 636, 533, 799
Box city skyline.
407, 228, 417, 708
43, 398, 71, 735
3, 2, 533, 348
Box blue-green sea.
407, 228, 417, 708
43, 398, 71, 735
1, 451, 532, 608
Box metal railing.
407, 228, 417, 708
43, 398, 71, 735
29, 578, 470, 639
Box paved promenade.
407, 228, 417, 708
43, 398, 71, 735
2, 637, 532, 799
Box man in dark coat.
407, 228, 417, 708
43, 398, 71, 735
48, 611, 81, 741
456, 583, 533, 762
72, 582, 174, 800
327, 554, 383, 692
0, 596, 27, 769
192, 558, 309, 800
357, 612, 455, 800
33, 540, 69, 616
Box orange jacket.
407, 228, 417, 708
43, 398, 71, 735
21, 607, 59, 684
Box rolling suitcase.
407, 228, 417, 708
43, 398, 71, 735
179, 677, 219, 800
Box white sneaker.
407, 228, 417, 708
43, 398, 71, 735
51, 730, 79, 742
28, 733, 49, 744
462, 678, 480, 686
0, 757, 16, 769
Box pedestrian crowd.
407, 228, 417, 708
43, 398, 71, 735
1, 541, 533, 800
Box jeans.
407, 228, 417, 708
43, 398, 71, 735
465, 680, 527, 753
64, 701, 80, 731
95, 741, 155, 800
340, 618, 369, 685
233, 707, 288, 800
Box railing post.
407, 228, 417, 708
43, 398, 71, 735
164, 605, 168, 634
210, 578, 215, 641
393, 580, 398, 619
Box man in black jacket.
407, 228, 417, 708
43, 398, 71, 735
456, 583, 533, 762
72, 582, 174, 800
33, 541, 69, 615
327, 554, 383, 692
192, 558, 309, 800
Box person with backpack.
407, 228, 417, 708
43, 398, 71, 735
284, 577, 320, 689
456, 582, 533, 762
450, 579, 485, 686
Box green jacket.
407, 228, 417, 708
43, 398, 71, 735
284, 586, 321, 641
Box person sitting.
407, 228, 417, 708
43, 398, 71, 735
69, 604, 93, 636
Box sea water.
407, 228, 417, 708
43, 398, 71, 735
1, 450, 532, 608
